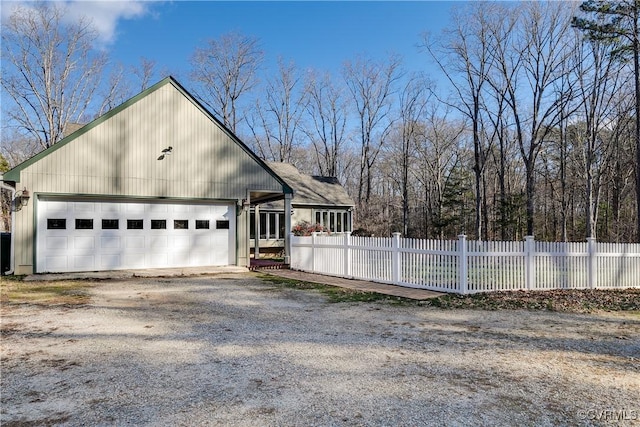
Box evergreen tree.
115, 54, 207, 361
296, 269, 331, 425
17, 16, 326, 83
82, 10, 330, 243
573, 0, 640, 241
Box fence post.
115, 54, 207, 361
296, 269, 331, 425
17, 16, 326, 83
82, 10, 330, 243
311, 232, 317, 273
524, 236, 535, 290
587, 237, 597, 289
344, 232, 351, 278
458, 235, 468, 294
392, 233, 401, 285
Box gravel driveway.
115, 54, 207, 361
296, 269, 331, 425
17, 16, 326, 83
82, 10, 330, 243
2, 273, 639, 426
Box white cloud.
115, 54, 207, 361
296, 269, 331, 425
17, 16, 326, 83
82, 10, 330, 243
63, 1, 151, 44
1, 1, 154, 45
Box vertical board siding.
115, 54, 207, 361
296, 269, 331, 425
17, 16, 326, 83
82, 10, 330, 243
290, 235, 640, 294
18, 83, 283, 200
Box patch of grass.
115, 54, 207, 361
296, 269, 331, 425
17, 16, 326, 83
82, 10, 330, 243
0, 277, 93, 307
257, 273, 414, 304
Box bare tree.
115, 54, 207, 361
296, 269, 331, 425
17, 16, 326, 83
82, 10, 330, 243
343, 54, 402, 206
190, 31, 263, 133
422, 2, 501, 240
414, 105, 465, 239
1, 2, 109, 150
132, 57, 157, 92
572, 33, 627, 238
247, 58, 308, 163
303, 70, 350, 177
490, 1, 576, 236
0, 153, 10, 231
396, 74, 431, 236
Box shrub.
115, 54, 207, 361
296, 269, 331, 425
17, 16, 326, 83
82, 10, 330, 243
292, 221, 324, 236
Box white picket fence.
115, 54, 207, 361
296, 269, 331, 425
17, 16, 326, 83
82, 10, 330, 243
290, 233, 640, 294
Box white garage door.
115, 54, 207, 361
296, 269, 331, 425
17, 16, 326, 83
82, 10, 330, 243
36, 198, 236, 273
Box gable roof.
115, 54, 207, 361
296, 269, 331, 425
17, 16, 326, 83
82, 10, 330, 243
265, 162, 355, 207
4, 77, 293, 195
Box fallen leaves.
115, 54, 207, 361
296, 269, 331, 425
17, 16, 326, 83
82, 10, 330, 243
426, 288, 640, 313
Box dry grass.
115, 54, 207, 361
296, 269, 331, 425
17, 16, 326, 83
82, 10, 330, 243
0, 277, 93, 307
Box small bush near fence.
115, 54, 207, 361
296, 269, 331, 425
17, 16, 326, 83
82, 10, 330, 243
291, 221, 324, 236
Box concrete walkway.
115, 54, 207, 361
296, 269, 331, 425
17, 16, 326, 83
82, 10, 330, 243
23, 266, 444, 301
258, 269, 444, 300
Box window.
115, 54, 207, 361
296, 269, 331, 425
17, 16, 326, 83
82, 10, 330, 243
259, 213, 267, 239
151, 220, 167, 229
278, 213, 285, 239
75, 219, 93, 229
174, 220, 188, 229
47, 219, 66, 230
102, 219, 119, 229
127, 219, 144, 229
269, 213, 276, 239
216, 220, 229, 229
251, 211, 284, 239
196, 220, 210, 229
314, 209, 352, 233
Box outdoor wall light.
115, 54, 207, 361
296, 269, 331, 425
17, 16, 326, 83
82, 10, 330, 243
157, 146, 173, 160
14, 187, 30, 210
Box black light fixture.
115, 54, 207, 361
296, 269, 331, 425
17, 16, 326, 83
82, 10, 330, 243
14, 187, 30, 210
157, 146, 173, 160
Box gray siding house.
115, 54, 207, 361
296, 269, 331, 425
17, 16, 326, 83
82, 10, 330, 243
3, 77, 292, 274
251, 162, 355, 256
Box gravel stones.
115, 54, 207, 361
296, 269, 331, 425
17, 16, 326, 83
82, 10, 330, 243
2, 274, 639, 426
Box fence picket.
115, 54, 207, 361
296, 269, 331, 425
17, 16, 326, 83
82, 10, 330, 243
289, 234, 640, 294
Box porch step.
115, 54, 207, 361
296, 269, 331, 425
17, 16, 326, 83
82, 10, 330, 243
249, 260, 289, 271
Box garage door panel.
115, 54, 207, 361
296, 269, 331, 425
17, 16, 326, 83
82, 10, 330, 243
46, 236, 68, 250
171, 204, 191, 213
171, 249, 191, 266
100, 236, 122, 250
45, 256, 68, 271
125, 256, 147, 269
74, 236, 95, 250
150, 236, 168, 249
74, 255, 95, 270
125, 236, 146, 249
148, 204, 168, 213
100, 254, 121, 270
125, 203, 145, 214
148, 254, 168, 267
100, 203, 121, 214
173, 236, 191, 249
191, 251, 211, 266
74, 202, 96, 213
192, 233, 211, 251
37, 199, 234, 273
44, 201, 69, 214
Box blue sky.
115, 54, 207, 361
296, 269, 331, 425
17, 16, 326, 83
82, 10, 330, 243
70, 1, 462, 82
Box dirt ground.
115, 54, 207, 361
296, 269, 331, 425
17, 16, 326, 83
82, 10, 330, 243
1, 273, 639, 426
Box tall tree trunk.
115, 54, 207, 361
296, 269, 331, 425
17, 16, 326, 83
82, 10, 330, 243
634, 20, 640, 242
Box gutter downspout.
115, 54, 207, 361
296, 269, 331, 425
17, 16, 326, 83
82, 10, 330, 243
0, 175, 16, 275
